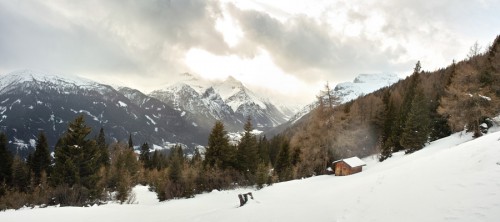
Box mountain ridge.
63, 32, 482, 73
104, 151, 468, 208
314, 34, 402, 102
149, 73, 289, 131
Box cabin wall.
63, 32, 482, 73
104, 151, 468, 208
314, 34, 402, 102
334, 162, 363, 176
351, 166, 362, 174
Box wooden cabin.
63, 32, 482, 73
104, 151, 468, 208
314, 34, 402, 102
332, 157, 366, 176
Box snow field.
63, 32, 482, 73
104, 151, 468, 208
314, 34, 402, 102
1, 131, 500, 221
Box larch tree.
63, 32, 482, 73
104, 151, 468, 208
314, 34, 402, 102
438, 61, 496, 138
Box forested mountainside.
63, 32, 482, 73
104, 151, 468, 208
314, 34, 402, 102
0, 70, 206, 157
0, 71, 294, 157
281, 35, 500, 177
267, 73, 400, 136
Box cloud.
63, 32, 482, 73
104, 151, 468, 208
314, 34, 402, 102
225, 0, 500, 84
0, 1, 140, 75
0, 0, 498, 104
0, 0, 229, 87
226, 4, 408, 83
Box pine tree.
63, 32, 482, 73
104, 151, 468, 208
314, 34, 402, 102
204, 121, 234, 170
0, 132, 13, 186
139, 142, 151, 169
96, 128, 109, 166
30, 131, 51, 183
236, 117, 258, 175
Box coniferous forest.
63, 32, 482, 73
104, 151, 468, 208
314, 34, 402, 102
1, 35, 499, 210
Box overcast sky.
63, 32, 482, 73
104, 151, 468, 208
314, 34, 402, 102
1, 0, 499, 106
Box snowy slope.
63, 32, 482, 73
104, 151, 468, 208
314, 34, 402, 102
2, 130, 500, 221
334, 73, 400, 103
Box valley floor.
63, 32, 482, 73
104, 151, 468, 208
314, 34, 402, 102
1, 130, 500, 222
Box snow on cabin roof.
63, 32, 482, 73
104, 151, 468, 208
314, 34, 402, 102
332, 156, 366, 168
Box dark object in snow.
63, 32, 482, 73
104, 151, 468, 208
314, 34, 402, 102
238, 192, 254, 206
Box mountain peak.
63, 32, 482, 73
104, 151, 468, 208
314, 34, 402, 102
223, 76, 244, 88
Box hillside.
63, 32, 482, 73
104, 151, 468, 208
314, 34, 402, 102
269, 73, 400, 136
1, 129, 499, 221
281, 35, 500, 177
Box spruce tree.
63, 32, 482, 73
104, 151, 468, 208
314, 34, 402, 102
204, 121, 234, 169
128, 133, 134, 150
0, 132, 13, 186
236, 117, 258, 175
31, 131, 51, 183
257, 136, 270, 165
52, 115, 101, 199
400, 86, 430, 153
379, 92, 397, 161
393, 62, 422, 152
168, 145, 183, 182
139, 142, 151, 169
274, 140, 292, 181
96, 128, 109, 166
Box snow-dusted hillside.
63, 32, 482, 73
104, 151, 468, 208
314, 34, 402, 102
2, 130, 499, 222
288, 73, 400, 124
149, 73, 289, 131
334, 73, 400, 103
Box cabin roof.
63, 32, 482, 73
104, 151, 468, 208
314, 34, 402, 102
332, 156, 366, 168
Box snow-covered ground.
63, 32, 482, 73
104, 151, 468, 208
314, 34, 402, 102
2, 130, 500, 221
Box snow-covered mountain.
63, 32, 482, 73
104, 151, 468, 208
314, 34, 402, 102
287, 73, 400, 125
0, 70, 207, 156
149, 73, 289, 131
